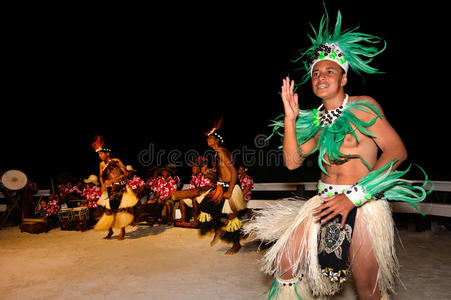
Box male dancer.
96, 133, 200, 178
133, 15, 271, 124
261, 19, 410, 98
91, 136, 138, 240
197, 121, 247, 254
245, 8, 430, 300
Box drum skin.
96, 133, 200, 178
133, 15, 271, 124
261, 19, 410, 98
1, 170, 28, 191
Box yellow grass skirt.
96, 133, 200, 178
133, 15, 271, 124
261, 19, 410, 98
94, 185, 138, 231
94, 211, 134, 230
97, 185, 138, 210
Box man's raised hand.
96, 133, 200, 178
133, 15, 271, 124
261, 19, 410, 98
281, 76, 299, 120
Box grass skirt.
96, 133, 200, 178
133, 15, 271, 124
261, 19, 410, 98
94, 185, 137, 231
119, 185, 139, 208
94, 213, 115, 231
244, 195, 398, 298
221, 185, 247, 214
94, 211, 134, 230
97, 185, 138, 210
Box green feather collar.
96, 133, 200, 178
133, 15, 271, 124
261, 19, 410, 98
269, 97, 383, 175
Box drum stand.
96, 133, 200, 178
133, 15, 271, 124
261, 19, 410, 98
0, 185, 22, 228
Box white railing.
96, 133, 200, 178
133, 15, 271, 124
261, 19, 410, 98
1, 181, 450, 216
247, 181, 451, 217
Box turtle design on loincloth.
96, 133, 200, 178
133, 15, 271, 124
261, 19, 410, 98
318, 218, 353, 260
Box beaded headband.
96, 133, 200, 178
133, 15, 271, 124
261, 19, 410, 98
310, 43, 349, 75
95, 148, 112, 153
208, 131, 224, 145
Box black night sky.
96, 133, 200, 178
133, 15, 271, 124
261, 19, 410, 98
2, 1, 450, 188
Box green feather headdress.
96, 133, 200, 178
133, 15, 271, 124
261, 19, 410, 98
294, 6, 386, 85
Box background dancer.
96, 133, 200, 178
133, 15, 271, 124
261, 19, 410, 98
91, 135, 138, 240
197, 120, 247, 254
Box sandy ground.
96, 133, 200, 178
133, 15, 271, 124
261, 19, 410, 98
1, 225, 451, 300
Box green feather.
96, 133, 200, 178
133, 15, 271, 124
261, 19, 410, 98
267, 278, 279, 300
294, 282, 305, 299
358, 159, 433, 214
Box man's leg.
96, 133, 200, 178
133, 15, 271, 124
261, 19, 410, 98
225, 212, 241, 255
276, 221, 309, 280
103, 210, 114, 239
211, 197, 237, 248
179, 199, 187, 221
350, 216, 382, 300
166, 201, 173, 225
104, 228, 114, 239
191, 199, 199, 226
223, 194, 242, 254
118, 227, 125, 240
210, 226, 224, 246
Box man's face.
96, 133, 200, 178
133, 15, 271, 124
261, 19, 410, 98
311, 60, 347, 99
162, 169, 170, 178
192, 165, 200, 175
98, 151, 108, 161
237, 166, 244, 175
207, 135, 218, 148
201, 165, 208, 174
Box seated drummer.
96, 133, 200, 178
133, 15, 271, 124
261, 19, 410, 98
35, 199, 49, 218
69, 178, 84, 207
145, 166, 160, 204
57, 173, 74, 209
34, 197, 59, 227
124, 165, 146, 224
82, 175, 102, 208
82, 174, 102, 224
148, 166, 177, 225
125, 165, 146, 198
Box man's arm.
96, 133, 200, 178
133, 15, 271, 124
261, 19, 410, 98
357, 97, 408, 170
116, 158, 130, 179
99, 162, 106, 192
281, 77, 318, 170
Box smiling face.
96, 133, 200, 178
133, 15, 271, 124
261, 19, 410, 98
311, 60, 347, 100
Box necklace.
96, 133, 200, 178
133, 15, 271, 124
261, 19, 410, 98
313, 94, 349, 127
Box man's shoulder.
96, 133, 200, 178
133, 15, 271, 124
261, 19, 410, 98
348, 95, 379, 106
348, 95, 384, 117
216, 147, 231, 159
